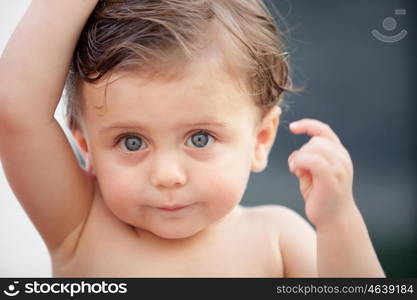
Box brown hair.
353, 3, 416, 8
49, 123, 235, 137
64, 0, 293, 130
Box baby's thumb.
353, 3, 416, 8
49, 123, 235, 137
297, 170, 313, 200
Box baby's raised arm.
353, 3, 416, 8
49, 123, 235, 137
0, 0, 99, 253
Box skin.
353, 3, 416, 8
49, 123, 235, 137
0, 0, 384, 277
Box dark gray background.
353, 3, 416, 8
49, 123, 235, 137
241, 0, 417, 277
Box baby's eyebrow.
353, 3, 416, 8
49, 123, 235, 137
177, 121, 228, 128
99, 120, 228, 133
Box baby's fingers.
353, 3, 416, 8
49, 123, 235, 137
290, 119, 341, 144
289, 151, 329, 181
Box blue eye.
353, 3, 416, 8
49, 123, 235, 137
121, 136, 143, 152
186, 131, 214, 148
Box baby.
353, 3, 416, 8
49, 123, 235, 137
0, 0, 384, 277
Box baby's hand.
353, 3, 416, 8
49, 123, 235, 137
288, 119, 355, 227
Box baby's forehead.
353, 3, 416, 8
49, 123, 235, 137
80, 64, 258, 129
84, 59, 247, 105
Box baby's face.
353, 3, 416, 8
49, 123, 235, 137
77, 64, 268, 239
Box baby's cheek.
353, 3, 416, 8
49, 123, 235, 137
96, 167, 139, 217
200, 161, 250, 216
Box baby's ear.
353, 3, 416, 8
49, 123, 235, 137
251, 105, 281, 173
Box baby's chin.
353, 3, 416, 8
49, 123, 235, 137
147, 224, 205, 240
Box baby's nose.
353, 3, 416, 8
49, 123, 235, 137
149, 151, 187, 189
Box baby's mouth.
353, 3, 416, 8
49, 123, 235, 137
157, 205, 188, 212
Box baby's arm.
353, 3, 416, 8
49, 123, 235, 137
0, 0, 99, 253
288, 119, 385, 277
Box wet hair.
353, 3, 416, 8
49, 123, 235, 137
64, 0, 293, 130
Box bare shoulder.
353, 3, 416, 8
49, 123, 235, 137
239, 205, 317, 277
239, 204, 313, 231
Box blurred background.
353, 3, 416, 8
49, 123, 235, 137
0, 0, 416, 277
